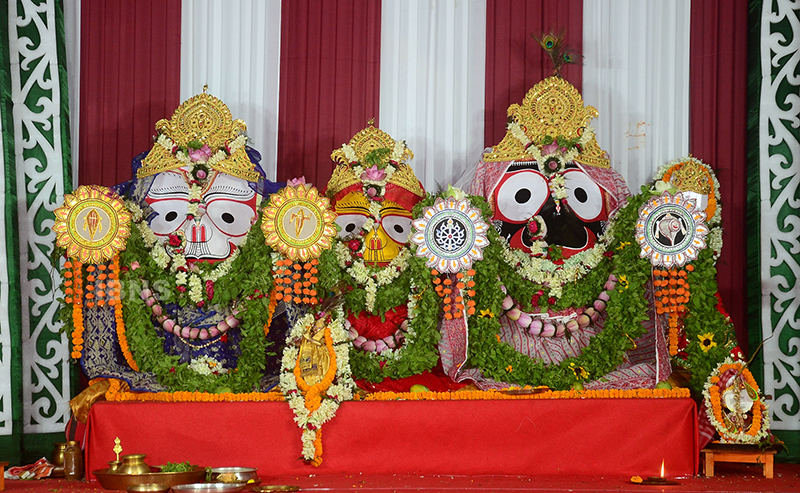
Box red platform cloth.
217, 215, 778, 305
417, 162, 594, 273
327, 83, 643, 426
85, 398, 697, 478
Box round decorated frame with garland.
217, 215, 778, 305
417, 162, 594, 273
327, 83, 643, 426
703, 358, 769, 444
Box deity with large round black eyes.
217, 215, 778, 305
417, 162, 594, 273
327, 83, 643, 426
492, 161, 610, 257
458, 76, 674, 391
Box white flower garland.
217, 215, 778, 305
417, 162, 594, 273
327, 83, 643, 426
334, 242, 410, 313
187, 356, 229, 375
498, 216, 616, 298
507, 122, 595, 166
279, 307, 355, 462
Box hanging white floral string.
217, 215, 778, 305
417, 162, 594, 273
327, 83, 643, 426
280, 307, 355, 465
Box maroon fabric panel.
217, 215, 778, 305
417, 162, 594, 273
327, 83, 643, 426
79, 0, 182, 188
277, 0, 381, 187
689, 1, 749, 354
484, 0, 583, 147
85, 399, 697, 478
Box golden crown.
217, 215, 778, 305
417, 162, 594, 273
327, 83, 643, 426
668, 160, 714, 194
484, 76, 609, 168
136, 91, 260, 181
327, 164, 363, 197
327, 122, 422, 198
330, 120, 414, 166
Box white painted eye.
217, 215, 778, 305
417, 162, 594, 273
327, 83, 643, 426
148, 198, 189, 235
335, 214, 368, 238
205, 199, 257, 238
381, 215, 412, 244
494, 170, 548, 222
563, 169, 605, 221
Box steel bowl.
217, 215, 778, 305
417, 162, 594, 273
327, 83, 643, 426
127, 483, 171, 493
208, 467, 258, 483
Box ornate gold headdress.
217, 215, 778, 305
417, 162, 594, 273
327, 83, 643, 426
136, 91, 260, 182
484, 76, 609, 168
327, 121, 423, 199
330, 120, 414, 166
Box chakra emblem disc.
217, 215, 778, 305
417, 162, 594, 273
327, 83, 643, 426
411, 197, 489, 273
635, 191, 708, 268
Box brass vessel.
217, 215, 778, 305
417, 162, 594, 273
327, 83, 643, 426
108, 460, 123, 473
119, 454, 151, 475
51, 442, 66, 477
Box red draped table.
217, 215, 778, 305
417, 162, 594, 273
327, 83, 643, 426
85, 398, 697, 479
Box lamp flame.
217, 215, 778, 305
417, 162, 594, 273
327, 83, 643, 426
660, 459, 665, 478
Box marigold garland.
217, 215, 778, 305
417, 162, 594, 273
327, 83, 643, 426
107, 387, 285, 403
67, 260, 84, 360
653, 267, 692, 357
360, 387, 690, 401
109, 257, 138, 371
272, 256, 320, 305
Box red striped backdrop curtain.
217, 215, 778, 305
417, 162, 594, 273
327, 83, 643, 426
76, 0, 750, 350
78, 0, 181, 187
277, 0, 382, 185
689, 0, 749, 352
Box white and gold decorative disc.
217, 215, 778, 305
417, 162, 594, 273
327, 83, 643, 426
410, 197, 489, 273
261, 185, 337, 260
53, 185, 132, 263
635, 191, 708, 268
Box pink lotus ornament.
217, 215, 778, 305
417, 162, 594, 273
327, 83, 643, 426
361, 165, 386, 182
541, 142, 567, 156
287, 176, 307, 188
188, 144, 212, 163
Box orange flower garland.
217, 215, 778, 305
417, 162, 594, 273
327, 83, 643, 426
264, 287, 279, 336
281, 309, 354, 466
272, 257, 319, 305
432, 269, 476, 319
292, 327, 337, 466
703, 358, 769, 444
653, 266, 693, 356
104, 376, 285, 403
67, 260, 84, 360
109, 257, 138, 371
360, 387, 690, 401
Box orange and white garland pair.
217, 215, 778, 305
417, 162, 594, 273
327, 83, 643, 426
703, 358, 770, 444
280, 307, 354, 465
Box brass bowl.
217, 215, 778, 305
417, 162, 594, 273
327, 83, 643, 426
94, 467, 206, 490
120, 454, 151, 475
128, 484, 171, 493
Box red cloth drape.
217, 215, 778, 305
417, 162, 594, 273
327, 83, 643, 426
277, 0, 382, 188
86, 399, 697, 478
689, 1, 749, 354
484, 0, 583, 147
79, 0, 182, 188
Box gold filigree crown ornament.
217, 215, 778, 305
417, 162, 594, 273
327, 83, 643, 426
484, 76, 609, 168
137, 90, 260, 182
327, 121, 423, 200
